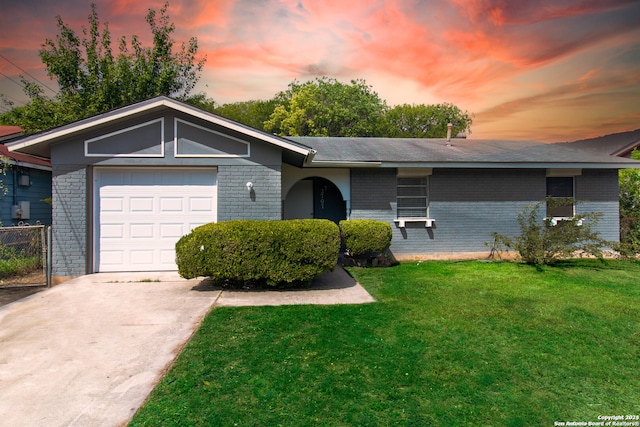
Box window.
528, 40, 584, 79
546, 176, 574, 217
397, 177, 428, 218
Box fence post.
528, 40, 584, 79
46, 226, 52, 288
40, 226, 46, 286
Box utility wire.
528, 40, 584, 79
0, 53, 58, 96
0, 71, 26, 91
0, 91, 23, 106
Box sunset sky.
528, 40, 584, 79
1, 0, 639, 141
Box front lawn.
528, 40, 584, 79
130, 260, 640, 426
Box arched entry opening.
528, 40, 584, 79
283, 177, 346, 224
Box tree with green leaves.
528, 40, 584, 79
264, 77, 386, 137
379, 103, 473, 138
214, 99, 277, 130
225, 77, 472, 138
181, 93, 216, 113
0, 2, 204, 133
619, 148, 640, 255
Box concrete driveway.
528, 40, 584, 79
0, 267, 373, 427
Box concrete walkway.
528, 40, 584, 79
0, 267, 373, 427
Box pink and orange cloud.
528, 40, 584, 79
0, 0, 638, 141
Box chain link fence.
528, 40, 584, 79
0, 225, 51, 287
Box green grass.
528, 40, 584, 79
0, 255, 41, 279
129, 260, 640, 426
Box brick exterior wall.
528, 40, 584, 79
217, 164, 282, 221
576, 169, 620, 241
350, 168, 397, 211
52, 165, 87, 277
350, 168, 622, 258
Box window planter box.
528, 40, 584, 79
394, 218, 435, 228
547, 217, 583, 226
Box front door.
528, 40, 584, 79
283, 177, 346, 224
313, 178, 346, 224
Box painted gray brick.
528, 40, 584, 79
217, 164, 282, 221
52, 165, 87, 277
350, 168, 622, 258
351, 168, 396, 211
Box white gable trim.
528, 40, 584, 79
8, 97, 311, 157
85, 118, 165, 158
164, 100, 310, 155
174, 118, 250, 158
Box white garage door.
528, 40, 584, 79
94, 168, 217, 272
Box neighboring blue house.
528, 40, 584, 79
0, 127, 52, 226
6, 97, 640, 283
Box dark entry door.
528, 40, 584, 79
313, 178, 346, 224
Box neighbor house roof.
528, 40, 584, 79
289, 136, 640, 169
0, 143, 51, 171
555, 129, 640, 157
7, 96, 315, 166
0, 125, 22, 138
0, 125, 23, 143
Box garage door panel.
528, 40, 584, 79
101, 224, 124, 239
101, 197, 124, 212
160, 223, 185, 238
130, 223, 154, 239
160, 198, 183, 212
130, 250, 154, 265
95, 168, 217, 272
160, 249, 177, 264
130, 197, 154, 212
100, 250, 124, 266
190, 197, 214, 212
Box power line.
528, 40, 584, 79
0, 90, 23, 105
0, 53, 58, 96
0, 71, 26, 91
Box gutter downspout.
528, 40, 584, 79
304, 149, 317, 165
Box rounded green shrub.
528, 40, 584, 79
175, 219, 340, 286
339, 219, 392, 256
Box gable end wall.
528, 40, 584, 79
49, 111, 287, 279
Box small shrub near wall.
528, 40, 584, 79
491, 198, 609, 265
175, 219, 340, 286
339, 220, 393, 267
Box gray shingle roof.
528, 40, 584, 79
289, 136, 640, 168
555, 128, 640, 157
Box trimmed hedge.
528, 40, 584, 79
175, 219, 340, 286
339, 219, 392, 256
